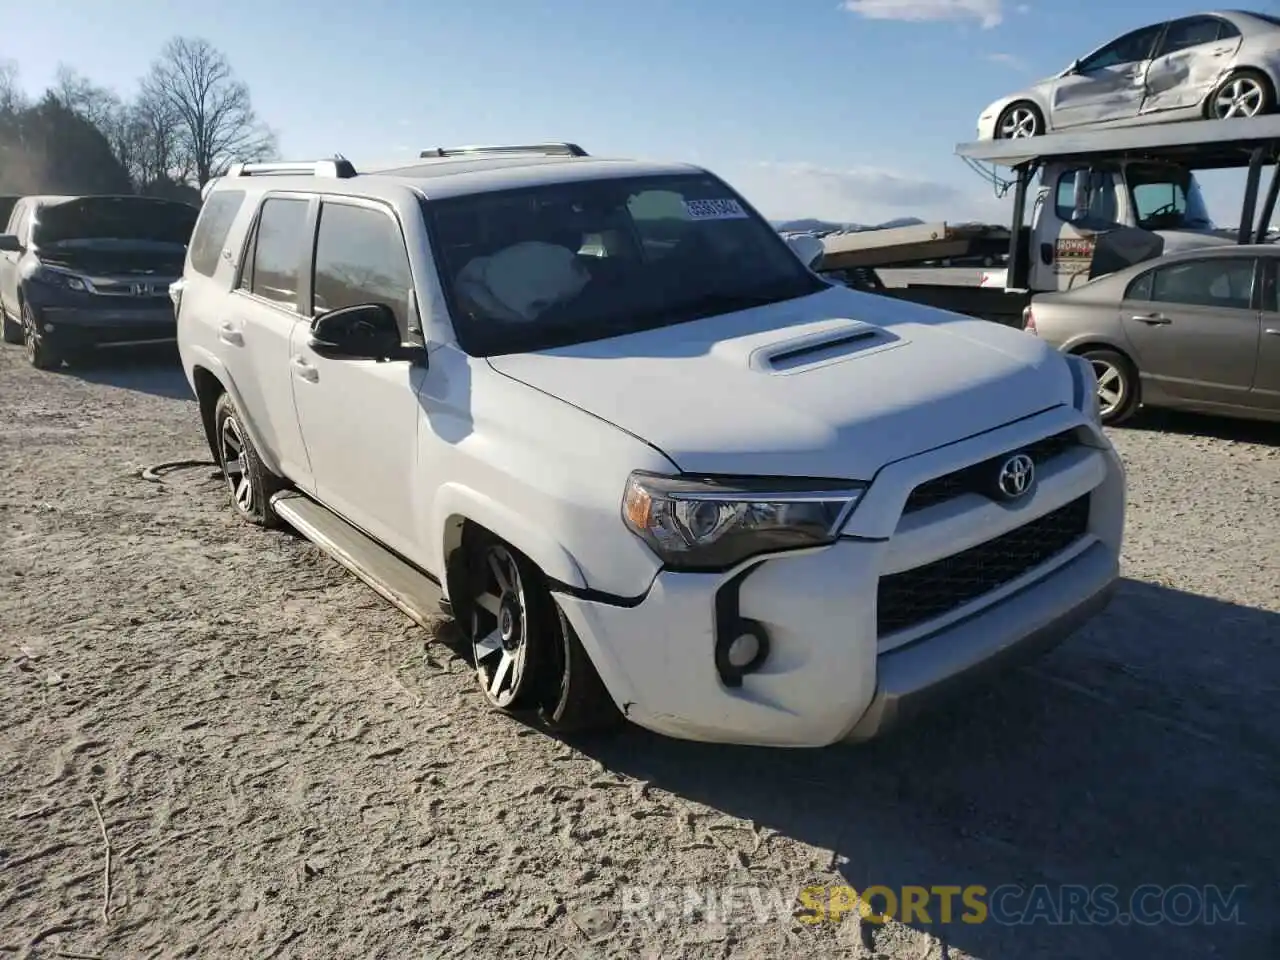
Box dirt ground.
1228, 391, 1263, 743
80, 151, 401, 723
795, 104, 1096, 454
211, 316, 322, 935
1, 343, 1278, 960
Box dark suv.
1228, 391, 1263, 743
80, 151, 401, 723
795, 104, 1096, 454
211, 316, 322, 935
0, 194, 199, 368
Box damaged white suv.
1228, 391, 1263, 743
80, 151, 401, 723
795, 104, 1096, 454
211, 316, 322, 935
174, 143, 1124, 748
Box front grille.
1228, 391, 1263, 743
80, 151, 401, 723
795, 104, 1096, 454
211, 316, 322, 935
877, 494, 1091, 637
903, 429, 1080, 514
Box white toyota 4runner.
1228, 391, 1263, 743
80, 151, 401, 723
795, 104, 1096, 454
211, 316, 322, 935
173, 142, 1125, 748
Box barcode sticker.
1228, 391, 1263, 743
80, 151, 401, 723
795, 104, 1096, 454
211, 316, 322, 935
684, 198, 749, 220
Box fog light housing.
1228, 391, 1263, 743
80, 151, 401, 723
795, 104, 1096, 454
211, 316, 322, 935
715, 618, 770, 687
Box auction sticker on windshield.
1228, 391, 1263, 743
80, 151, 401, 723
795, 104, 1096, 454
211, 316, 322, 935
685, 199, 749, 220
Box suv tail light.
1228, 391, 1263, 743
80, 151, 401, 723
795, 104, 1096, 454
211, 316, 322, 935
1022, 305, 1037, 334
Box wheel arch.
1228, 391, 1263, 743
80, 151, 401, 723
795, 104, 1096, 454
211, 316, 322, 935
183, 346, 285, 476
1203, 65, 1277, 117
432, 484, 590, 604
1065, 338, 1142, 400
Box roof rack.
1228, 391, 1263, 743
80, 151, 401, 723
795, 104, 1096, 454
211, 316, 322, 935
223, 158, 358, 179
419, 142, 588, 159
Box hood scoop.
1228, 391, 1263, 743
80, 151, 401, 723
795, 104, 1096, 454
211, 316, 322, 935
752, 319, 903, 374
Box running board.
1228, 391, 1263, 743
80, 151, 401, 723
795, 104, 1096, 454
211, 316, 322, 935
270, 491, 443, 629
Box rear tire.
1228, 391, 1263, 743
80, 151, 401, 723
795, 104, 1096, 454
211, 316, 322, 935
1207, 69, 1274, 120
995, 101, 1044, 139
213, 392, 286, 528
1080, 347, 1139, 425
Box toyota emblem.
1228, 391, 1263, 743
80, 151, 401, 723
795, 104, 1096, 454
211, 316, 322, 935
996, 452, 1035, 500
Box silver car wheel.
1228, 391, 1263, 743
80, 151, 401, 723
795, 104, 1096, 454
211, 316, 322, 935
998, 106, 1040, 138
1213, 77, 1265, 118
1091, 358, 1125, 417
470, 543, 530, 710
219, 415, 255, 515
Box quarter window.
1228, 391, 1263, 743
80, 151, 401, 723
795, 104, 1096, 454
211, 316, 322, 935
311, 202, 414, 331
1150, 258, 1256, 310
189, 190, 246, 278
247, 197, 309, 308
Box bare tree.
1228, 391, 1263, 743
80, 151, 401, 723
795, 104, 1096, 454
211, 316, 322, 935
0, 59, 24, 114
141, 37, 276, 185
50, 64, 122, 130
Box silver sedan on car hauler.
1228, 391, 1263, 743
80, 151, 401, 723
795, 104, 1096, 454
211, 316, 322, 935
1023, 244, 1280, 424
978, 10, 1280, 139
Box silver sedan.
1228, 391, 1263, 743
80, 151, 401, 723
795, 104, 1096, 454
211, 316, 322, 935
977, 11, 1280, 139
1024, 244, 1280, 425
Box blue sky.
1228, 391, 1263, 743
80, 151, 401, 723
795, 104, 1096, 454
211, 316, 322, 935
5, 0, 1280, 225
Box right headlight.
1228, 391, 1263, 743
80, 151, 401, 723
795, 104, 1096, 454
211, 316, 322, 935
621, 471, 866, 572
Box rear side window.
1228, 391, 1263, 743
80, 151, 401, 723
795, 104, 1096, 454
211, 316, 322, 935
247, 197, 309, 308
311, 201, 414, 329
1150, 258, 1256, 310
189, 190, 246, 278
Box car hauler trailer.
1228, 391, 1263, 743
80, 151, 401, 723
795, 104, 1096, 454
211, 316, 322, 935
821, 114, 1280, 325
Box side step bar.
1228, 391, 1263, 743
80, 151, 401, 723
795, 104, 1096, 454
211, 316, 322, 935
271, 491, 444, 629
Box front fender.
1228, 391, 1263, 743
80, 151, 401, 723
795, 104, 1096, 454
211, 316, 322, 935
429, 482, 590, 590
182, 343, 285, 477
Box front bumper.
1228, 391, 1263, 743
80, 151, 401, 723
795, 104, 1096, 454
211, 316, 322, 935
29, 303, 176, 350
555, 407, 1125, 748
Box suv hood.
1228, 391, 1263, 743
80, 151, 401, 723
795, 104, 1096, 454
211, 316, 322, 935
488, 285, 1073, 479
33, 196, 197, 246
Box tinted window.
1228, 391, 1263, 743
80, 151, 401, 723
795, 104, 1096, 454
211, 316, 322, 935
1127, 163, 1214, 230
1080, 24, 1163, 70
1151, 258, 1255, 310
1157, 17, 1230, 55
1055, 169, 1118, 224
1126, 270, 1154, 301
189, 190, 246, 278
248, 197, 309, 307
425, 173, 825, 356
312, 202, 413, 329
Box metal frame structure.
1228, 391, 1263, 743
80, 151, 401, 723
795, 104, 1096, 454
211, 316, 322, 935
955, 115, 1280, 289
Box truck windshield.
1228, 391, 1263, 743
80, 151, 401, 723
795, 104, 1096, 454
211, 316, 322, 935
423, 173, 827, 356
1127, 164, 1215, 232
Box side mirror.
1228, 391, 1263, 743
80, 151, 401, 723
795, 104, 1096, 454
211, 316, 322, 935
309, 302, 427, 364
0, 234, 22, 253
1066, 58, 1082, 75
785, 234, 825, 270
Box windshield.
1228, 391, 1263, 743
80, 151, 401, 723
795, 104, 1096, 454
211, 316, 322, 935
1126, 164, 1215, 231
424, 173, 827, 355
33, 197, 199, 248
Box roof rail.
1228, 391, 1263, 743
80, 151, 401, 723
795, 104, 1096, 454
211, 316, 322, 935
223, 158, 358, 179
419, 142, 588, 159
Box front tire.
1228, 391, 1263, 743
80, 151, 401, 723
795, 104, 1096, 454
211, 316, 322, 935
213, 392, 285, 527
22, 303, 61, 370
466, 536, 621, 734
995, 101, 1044, 139
1081, 347, 1139, 425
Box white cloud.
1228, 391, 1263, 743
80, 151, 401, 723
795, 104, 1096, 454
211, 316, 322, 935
841, 0, 1004, 29
729, 161, 1010, 225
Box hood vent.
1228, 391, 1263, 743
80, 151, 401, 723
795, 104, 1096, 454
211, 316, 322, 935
758, 322, 899, 373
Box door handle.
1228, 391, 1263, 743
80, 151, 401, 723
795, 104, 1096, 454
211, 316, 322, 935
1131, 313, 1171, 325
1264, 328, 1280, 336
217, 323, 244, 347
291, 356, 319, 382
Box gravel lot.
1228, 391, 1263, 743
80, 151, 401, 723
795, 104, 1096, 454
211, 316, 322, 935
1, 342, 1277, 960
